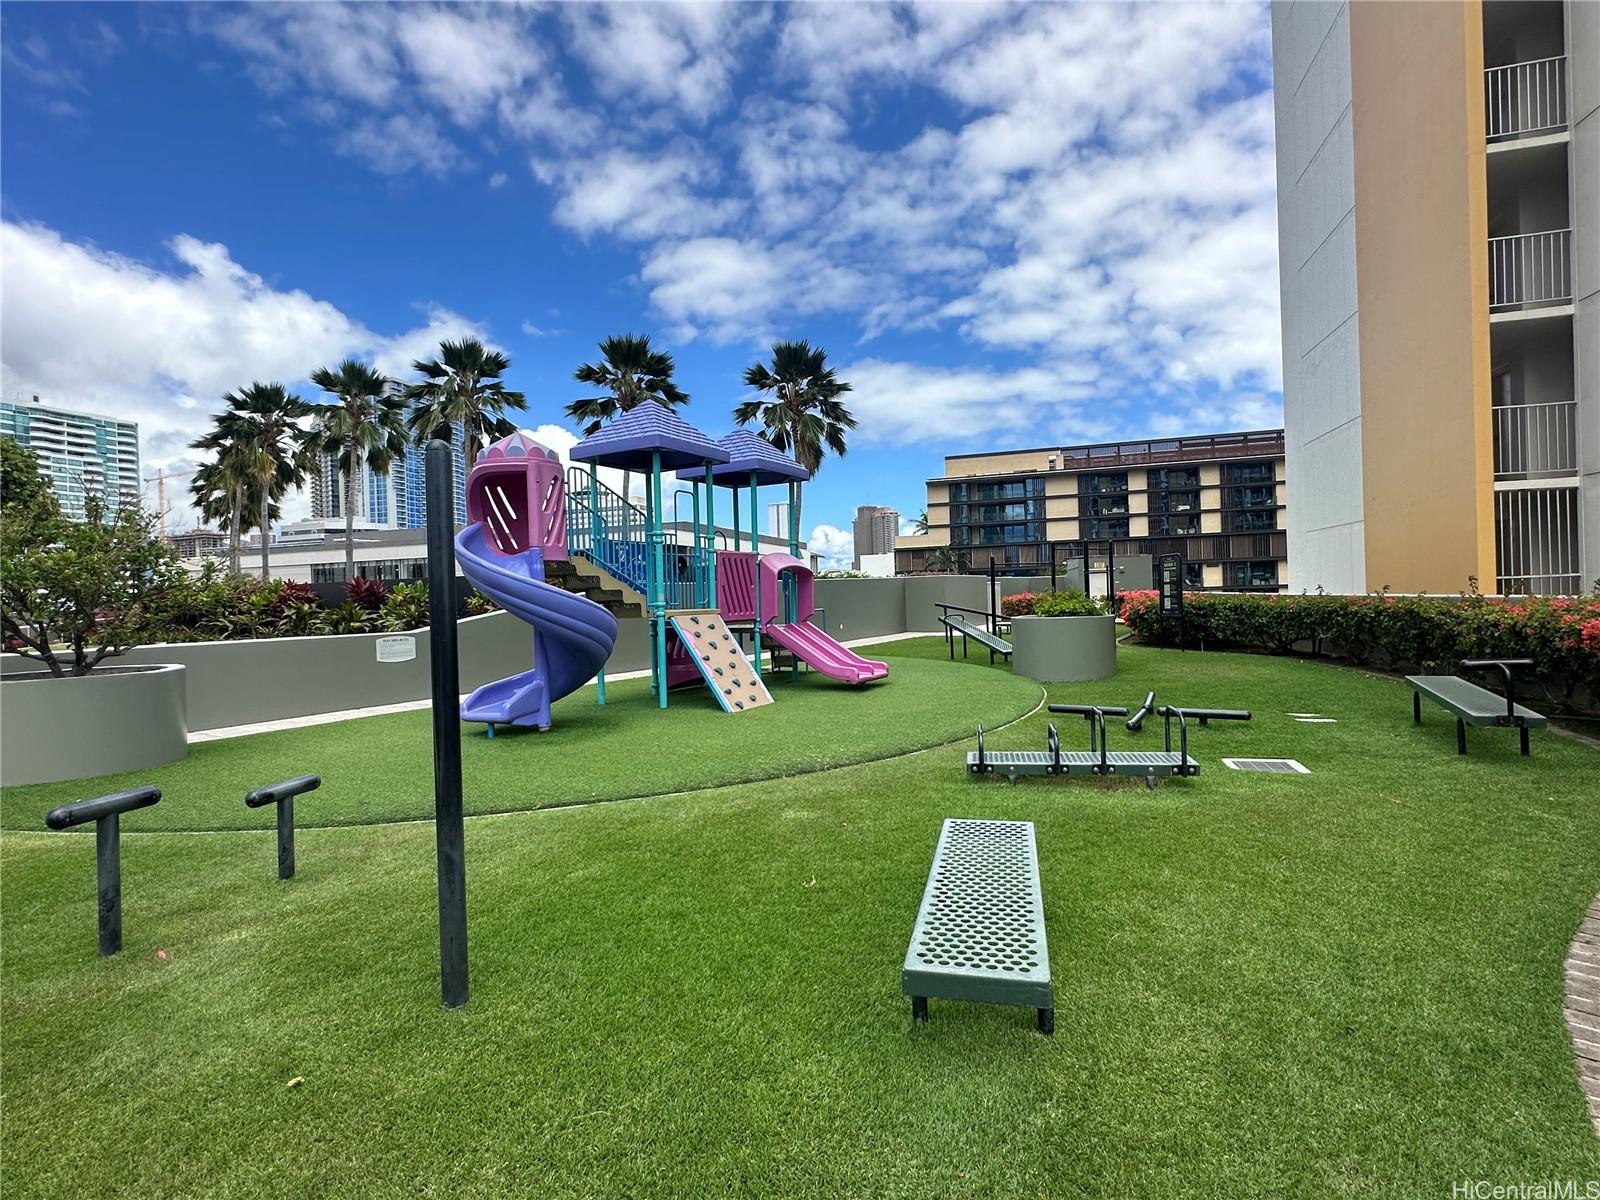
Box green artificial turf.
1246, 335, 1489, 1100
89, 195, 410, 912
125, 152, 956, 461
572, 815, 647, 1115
0, 654, 1042, 831
3, 640, 1599, 1199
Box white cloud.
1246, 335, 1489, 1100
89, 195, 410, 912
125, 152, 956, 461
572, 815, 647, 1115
338, 113, 462, 175
641, 237, 865, 343
488, 171, 508, 189
394, 6, 540, 124
561, 3, 766, 122
536, 148, 736, 241
0, 220, 497, 528
807, 523, 853, 571
841, 357, 1110, 448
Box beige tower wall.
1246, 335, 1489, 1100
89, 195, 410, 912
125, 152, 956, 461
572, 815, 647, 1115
1348, 0, 1497, 593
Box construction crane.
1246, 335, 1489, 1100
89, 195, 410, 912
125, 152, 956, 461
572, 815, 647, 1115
142, 468, 190, 540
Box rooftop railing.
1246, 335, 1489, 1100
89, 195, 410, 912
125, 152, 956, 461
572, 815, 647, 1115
1485, 56, 1567, 141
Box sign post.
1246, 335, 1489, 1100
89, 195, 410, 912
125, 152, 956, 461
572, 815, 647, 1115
1157, 552, 1185, 649
425, 440, 469, 1009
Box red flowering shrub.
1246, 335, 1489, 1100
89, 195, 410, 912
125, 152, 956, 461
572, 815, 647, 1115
1002, 592, 1038, 617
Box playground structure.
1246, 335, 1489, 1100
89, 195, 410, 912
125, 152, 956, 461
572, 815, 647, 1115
569, 403, 887, 712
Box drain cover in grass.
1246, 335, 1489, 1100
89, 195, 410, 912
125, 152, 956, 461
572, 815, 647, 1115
1222, 758, 1310, 774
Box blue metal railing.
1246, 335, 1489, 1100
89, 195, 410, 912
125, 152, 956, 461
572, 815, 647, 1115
565, 467, 698, 608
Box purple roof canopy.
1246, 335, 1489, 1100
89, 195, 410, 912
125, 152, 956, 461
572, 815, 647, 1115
569, 400, 731, 472
676, 429, 811, 487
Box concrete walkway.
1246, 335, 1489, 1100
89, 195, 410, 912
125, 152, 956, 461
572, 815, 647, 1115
1566, 892, 1600, 1136
189, 630, 932, 743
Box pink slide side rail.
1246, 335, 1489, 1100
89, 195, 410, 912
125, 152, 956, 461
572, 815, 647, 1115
765, 621, 888, 686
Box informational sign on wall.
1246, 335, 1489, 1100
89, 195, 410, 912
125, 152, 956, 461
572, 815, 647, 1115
375, 636, 417, 664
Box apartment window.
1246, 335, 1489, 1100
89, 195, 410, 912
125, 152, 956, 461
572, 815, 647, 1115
1082, 494, 1130, 517
1222, 461, 1275, 486
952, 499, 1043, 524
1151, 488, 1200, 513
1226, 508, 1277, 533
1224, 560, 1278, 589
1183, 562, 1205, 589
1149, 512, 1201, 536
949, 477, 1044, 503
1078, 471, 1129, 497
1083, 517, 1130, 539
1148, 467, 1200, 491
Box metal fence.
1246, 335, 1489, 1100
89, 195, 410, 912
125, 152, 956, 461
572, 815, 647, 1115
1485, 56, 1567, 140
1492, 401, 1579, 481
1488, 229, 1572, 310
1494, 486, 1582, 596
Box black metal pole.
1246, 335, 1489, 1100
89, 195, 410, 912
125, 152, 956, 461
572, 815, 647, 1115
1049, 543, 1057, 592
277, 798, 295, 881
97, 814, 121, 956
426, 439, 469, 1009
988, 556, 997, 634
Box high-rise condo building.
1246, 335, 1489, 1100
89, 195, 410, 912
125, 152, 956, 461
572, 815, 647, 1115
0, 395, 140, 521
1271, 0, 1598, 595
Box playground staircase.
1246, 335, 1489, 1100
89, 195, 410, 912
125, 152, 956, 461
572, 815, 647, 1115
542, 560, 642, 618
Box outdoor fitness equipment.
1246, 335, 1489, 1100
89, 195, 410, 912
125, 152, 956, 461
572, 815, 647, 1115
967, 701, 1252, 787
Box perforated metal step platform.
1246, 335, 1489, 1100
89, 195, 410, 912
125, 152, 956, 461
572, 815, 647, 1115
965, 749, 1200, 779
902, 818, 1053, 1032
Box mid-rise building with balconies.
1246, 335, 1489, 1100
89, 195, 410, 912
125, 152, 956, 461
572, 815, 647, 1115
1271, 0, 1597, 595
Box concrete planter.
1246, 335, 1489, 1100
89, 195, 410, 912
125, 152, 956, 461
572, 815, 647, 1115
1, 664, 188, 786
1011, 614, 1116, 682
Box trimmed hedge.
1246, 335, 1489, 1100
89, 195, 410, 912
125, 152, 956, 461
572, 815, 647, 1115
1118, 589, 1600, 709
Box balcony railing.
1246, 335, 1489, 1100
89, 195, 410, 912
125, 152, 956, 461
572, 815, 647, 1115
1494, 486, 1581, 596
1488, 229, 1571, 310
1485, 56, 1568, 140
1492, 401, 1578, 481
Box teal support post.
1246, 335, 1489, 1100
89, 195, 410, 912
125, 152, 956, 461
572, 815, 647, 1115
589, 464, 606, 707
749, 470, 762, 675
650, 451, 668, 709
748, 472, 759, 552
788, 480, 800, 557
732, 484, 741, 544
704, 463, 718, 610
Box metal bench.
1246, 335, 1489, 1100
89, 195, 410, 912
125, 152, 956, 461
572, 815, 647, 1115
966, 704, 1204, 786
1406, 658, 1547, 756
902, 818, 1053, 1034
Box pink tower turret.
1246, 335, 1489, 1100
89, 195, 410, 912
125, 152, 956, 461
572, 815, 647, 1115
466, 433, 568, 561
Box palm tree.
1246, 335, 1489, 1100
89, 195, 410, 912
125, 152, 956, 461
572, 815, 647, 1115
567, 333, 689, 504
734, 339, 856, 533
913, 510, 929, 535
310, 358, 409, 583
221, 383, 318, 580
402, 338, 526, 457
189, 428, 250, 574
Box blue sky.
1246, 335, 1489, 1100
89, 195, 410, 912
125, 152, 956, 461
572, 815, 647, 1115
0, 1, 1281, 563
